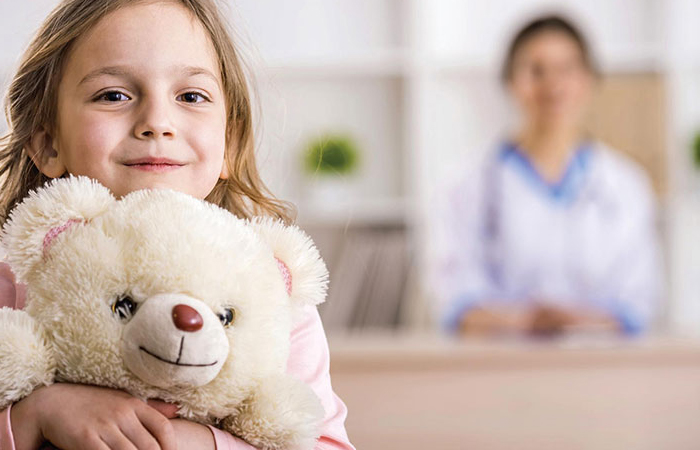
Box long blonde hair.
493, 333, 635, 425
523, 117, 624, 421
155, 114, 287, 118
0, 0, 293, 223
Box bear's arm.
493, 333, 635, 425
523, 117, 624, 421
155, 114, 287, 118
208, 305, 354, 450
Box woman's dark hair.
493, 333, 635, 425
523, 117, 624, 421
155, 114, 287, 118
501, 14, 598, 83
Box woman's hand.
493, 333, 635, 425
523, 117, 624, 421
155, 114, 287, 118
459, 306, 530, 335
459, 303, 620, 337
11, 383, 177, 450
528, 304, 620, 336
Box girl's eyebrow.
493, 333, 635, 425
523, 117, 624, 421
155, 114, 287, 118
179, 66, 219, 85
78, 65, 219, 86
78, 66, 131, 86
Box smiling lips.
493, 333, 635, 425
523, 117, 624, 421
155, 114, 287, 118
139, 337, 217, 367
124, 157, 185, 172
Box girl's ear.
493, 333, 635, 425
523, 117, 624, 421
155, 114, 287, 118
1, 176, 115, 282
25, 128, 66, 178
249, 217, 329, 307
219, 158, 229, 180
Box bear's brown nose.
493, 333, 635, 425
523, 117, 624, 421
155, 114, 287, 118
172, 304, 203, 332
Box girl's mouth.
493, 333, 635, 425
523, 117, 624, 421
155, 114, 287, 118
124, 157, 185, 172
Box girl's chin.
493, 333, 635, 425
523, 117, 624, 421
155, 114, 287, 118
114, 181, 211, 201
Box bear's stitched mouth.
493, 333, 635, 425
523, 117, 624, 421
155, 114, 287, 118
139, 337, 217, 367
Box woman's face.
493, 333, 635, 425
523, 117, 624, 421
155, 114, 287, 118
508, 31, 594, 131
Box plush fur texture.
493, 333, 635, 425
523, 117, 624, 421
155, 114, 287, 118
0, 176, 328, 450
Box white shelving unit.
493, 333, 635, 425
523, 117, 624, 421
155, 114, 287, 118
231, 0, 700, 334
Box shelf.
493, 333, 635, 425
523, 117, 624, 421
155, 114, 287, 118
598, 44, 666, 73
252, 43, 672, 80
296, 196, 407, 228
258, 50, 410, 78
422, 43, 669, 78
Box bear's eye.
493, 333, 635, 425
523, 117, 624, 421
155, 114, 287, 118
218, 308, 236, 328
112, 295, 138, 320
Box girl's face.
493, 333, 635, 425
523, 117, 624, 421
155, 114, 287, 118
508, 31, 593, 131
34, 0, 228, 199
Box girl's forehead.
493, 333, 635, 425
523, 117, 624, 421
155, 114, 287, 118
63, 1, 220, 83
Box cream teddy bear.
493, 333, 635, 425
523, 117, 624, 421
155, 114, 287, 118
0, 176, 328, 450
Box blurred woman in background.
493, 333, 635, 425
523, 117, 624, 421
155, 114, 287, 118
437, 15, 662, 336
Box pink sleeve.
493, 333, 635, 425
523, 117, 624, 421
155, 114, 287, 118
0, 261, 23, 310
208, 425, 256, 450
210, 306, 355, 450
0, 404, 16, 450
1, 260, 19, 450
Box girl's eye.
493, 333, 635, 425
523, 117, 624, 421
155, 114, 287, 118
96, 91, 130, 102
178, 92, 208, 103
218, 308, 236, 328
112, 295, 138, 320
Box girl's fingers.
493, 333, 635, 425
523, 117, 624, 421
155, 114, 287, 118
99, 431, 138, 450
118, 415, 162, 450
135, 405, 178, 450
75, 435, 112, 450
147, 399, 179, 419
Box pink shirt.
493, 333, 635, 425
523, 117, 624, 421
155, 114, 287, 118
0, 262, 355, 450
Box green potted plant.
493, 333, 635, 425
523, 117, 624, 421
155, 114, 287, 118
693, 131, 700, 170
301, 134, 360, 205
303, 134, 359, 177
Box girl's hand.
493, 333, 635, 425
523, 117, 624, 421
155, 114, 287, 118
147, 400, 217, 450
11, 383, 177, 450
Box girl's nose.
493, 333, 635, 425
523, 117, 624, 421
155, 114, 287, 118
134, 98, 176, 139
172, 304, 203, 332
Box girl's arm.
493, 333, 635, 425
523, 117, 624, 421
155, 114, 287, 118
6, 384, 178, 450
208, 305, 355, 450
1, 386, 216, 450
0, 261, 206, 450
1, 406, 15, 450
286, 306, 355, 450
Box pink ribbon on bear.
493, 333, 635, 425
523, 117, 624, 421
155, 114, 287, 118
275, 257, 292, 296
42, 219, 83, 259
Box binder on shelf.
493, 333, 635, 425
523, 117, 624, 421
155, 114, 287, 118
320, 227, 409, 332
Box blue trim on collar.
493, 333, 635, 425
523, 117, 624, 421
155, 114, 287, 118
498, 141, 593, 205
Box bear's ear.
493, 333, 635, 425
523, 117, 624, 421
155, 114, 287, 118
249, 217, 329, 307
1, 176, 115, 282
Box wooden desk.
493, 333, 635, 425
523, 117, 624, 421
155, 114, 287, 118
328, 333, 700, 450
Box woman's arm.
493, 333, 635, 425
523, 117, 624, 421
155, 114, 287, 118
433, 167, 505, 334
596, 165, 662, 335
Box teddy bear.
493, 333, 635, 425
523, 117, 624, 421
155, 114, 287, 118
0, 176, 328, 450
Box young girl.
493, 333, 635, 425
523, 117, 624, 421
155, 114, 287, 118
0, 0, 355, 449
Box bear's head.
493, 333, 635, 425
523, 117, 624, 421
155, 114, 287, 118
1, 176, 328, 419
